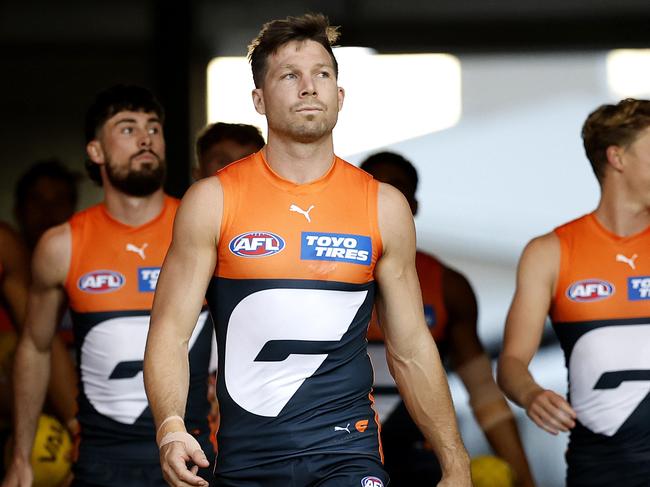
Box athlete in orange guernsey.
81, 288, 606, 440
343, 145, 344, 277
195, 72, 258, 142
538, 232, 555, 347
498, 98, 650, 487
144, 13, 471, 487
2, 85, 213, 487
361, 152, 535, 487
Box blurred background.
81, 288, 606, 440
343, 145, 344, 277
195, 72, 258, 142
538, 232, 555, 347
2, 1, 650, 485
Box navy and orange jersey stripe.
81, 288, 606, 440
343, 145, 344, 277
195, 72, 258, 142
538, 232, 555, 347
367, 251, 449, 350
63, 197, 212, 462
208, 152, 384, 474
550, 213, 650, 467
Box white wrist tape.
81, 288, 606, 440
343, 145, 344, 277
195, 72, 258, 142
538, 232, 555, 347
158, 431, 202, 453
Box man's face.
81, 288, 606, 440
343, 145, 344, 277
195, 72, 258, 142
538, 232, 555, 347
197, 139, 261, 178
364, 162, 418, 216
17, 177, 76, 248
92, 110, 166, 196
252, 40, 344, 143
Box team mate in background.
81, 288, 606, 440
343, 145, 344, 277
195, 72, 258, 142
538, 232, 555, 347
0, 223, 30, 419
498, 98, 650, 487
13, 160, 81, 421
144, 13, 470, 487
2, 85, 213, 487
193, 122, 265, 179
361, 152, 536, 487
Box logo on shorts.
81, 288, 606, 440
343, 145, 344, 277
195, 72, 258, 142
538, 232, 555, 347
628, 276, 650, 300
78, 270, 125, 293
361, 477, 384, 487
301, 232, 372, 265
138, 267, 160, 292
355, 419, 369, 432
567, 279, 614, 302
229, 232, 285, 258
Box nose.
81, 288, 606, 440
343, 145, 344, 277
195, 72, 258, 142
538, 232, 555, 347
138, 130, 152, 148
299, 76, 317, 97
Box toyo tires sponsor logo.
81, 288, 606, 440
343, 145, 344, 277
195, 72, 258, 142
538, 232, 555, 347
229, 231, 285, 258
567, 279, 614, 302
78, 270, 125, 293
361, 477, 384, 487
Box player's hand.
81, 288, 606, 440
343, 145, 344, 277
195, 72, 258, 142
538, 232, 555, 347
525, 389, 576, 435
159, 435, 210, 487
1, 455, 33, 487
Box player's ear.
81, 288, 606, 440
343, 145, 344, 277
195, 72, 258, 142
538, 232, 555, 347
337, 87, 345, 112
86, 140, 105, 164
605, 145, 625, 172
252, 89, 266, 116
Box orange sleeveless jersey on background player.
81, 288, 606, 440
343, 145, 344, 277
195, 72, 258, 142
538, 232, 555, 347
208, 152, 385, 475
367, 251, 448, 345
550, 213, 650, 475
63, 196, 213, 463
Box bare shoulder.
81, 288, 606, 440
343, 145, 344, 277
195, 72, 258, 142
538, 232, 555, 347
32, 222, 71, 287
519, 231, 560, 269
377, 182, 414, 253
173, 176, 223, 243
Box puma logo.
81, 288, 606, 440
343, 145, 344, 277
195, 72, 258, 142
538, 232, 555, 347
334, 423, 351, 434
126, 243, 148, 260
289, 204, 315, 223
616, 253, 638, 270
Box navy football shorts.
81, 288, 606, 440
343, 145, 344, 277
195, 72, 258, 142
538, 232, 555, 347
212, 453, 389, 487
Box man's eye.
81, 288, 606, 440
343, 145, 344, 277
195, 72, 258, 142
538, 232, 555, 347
148, 127, 159, 135
121, 127, 133, 135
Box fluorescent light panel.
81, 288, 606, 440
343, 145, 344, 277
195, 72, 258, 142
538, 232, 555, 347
207, 48, 462, 156
607, 49, 650, 99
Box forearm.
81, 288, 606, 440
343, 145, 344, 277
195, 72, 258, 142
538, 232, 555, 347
388, 341, 469, 474
12, 337, 51, 460
47, 335, 78, 425
144, 327, 190, 439
497, 356, 543, 409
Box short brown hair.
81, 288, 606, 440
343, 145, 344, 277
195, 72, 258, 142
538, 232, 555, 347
247, 13, 340, 88
195, 122, 265, 164
582, 98, 650, 182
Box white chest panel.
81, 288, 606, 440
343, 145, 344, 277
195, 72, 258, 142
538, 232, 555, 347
80, 311, 208, 424
224, 288, 367, 418
569, 324, 650, 436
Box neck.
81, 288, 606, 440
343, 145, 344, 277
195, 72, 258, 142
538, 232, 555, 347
103, 186, 166, 227
264, 132, 335, 183
594, 181, 650, 236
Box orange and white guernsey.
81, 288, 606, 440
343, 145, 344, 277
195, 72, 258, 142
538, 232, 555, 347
65, 196, 212, 463
550, 213, 650, 469
367, 251, 449, 350
209, 152, 383, 474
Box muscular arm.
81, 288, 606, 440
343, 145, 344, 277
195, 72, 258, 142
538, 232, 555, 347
144, 178, 221, 487
0, 224, 77, 430
374, 183, 470, 485
497, 233, 576, 435
4, 224, 70, 486
444, 267, 535, 487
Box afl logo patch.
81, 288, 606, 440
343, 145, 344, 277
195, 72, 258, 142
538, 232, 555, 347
567, 279, 614, 302
78, 270, 125, 293
229, 232, 285, 258
361, 477, 384, 487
